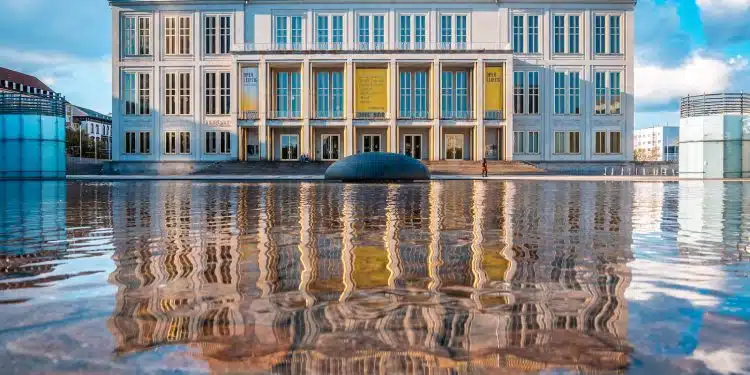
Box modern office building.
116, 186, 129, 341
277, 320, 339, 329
633, 124, 679, 161
110, 0, 635, 163
679, 93, 750, 178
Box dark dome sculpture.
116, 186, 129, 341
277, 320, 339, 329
325, 152, 431, 181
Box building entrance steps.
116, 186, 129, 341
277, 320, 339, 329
424, 160, 545, 176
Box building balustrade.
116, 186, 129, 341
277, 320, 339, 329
232, 42, 512, 53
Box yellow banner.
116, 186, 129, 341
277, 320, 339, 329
355, 68, 388, 118
484, 66, 504, 113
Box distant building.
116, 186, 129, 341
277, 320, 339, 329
0, 67, 56, 97
679, 93, 750, 178
633, 125, 679, 161
70, 105, 112, 140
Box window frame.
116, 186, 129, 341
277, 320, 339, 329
440, 69, 472, 120
513, 70, 540, 115
398, 69, 430, 119
164, 71, 192, 116
553, 130, 581, 154
552, 70, 582, 115
398, 13, 428, 50
552, 13, 582, 55
164, 131, 191, 155
594, 69, 623, 115
357, 13, 386, 51
272, 69, 302, 119
313, 69, 345, 119
205, 131, 231, 154
164, 14, 193, 56
593, 13, 623, 55
315, 13, 345, 50
204, 14, 232, 55
439, 12, 469, 50
122, 14, 152, 57
204, 71, 231, 116
511, 12, 541, 54
595, 130, 622, 154
122, 71, 151, 116
273, 14, 305, 50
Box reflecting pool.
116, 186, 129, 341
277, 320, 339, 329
0, 181, 748, 374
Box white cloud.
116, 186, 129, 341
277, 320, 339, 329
635, 53, 747, 106
697, 0, 750, 14
0, 47, 111, 113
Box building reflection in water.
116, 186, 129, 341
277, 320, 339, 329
107, 181, 633, 373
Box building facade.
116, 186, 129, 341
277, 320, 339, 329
110, 0, 635, 163
633, 125, 679, 161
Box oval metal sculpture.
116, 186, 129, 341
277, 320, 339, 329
325, 152, 431, 181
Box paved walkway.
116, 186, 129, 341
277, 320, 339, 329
67, 174, 750, 182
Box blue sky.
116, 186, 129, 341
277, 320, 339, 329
0, 0, 749, 127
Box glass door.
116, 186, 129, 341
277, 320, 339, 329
321, 134, 340, 160
245, 129, 259, 160
404, 135, 422, 159
446, 134, 464, 160
280, 134, 299, 161
363, 135, 381, 152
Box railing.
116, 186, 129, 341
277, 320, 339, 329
0, 93, 66, 117
484, 110, 505, 121
233, 42, 512, 53
238, 110, 259, 120
441, 110, 473, 120
680, 93, 750, 118
399, 111, 430, 120
604, 166, 678, 176
269, 110, 302, 119
313, 110, 345, 119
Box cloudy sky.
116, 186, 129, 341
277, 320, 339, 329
0, 0, 748, 126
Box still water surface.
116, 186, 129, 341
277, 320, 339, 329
0, 181, 748, 374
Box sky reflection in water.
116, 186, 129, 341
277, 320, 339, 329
0, 180, 748, 375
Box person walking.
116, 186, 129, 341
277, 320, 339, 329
481, 158, 488, 178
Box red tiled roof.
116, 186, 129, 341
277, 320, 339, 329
0, 67, 54, 93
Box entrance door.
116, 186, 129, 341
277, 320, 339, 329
245, 130, 260, 160
280, 134, 299, 161
321, 134, 340, 160
404, 135, 422, 159
363, 135, 381, 153
446, 134, 464, 160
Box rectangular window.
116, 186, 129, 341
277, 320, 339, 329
610, 131, 622, 154
274, 71, 301, 118
123, 72, 150, 116
125, 132, 137, 154
400, 15, 411, 49
512, 15, 524, 53
220, 131, 231, 154
373, 15, 384, 49
165, 16, 191, 55
595, 71, 606, 115
415, 16, 426, 49
165, 72, 191, 115
528, 71, 539, 114
291, 16, 302, 49
554, 131, 565, 154
123, 15, 151, 56
456, 15, 467, 48
441, 15, 452, 49
399, 70, 429, 119
139, 132, 151, 154
610, 15, 621, 54
513, 71, 524, 114
441, 70, 471, 119
316, 15, 328, 49
332, 16, 343, 49
554, 72, 565, 114
595, 131, 607, 154
165, 132, 177, 154
568, 15, 580, 54
528, 15, 539, 54
358, 15, 370, 50
513, 131, 524, 154
595, 15, 606, 54
275, 16, 288, 49
205, 72, 230, 115
553, 15, 565, 54
595, 71, 622, 115
609, 72, 621, 114
205, 16, 230, 54
315, 71, 344, 118
568, 131, 580, 153
569, 72, 580, 114
205, 131, 217, 153
528, 131, 540, 154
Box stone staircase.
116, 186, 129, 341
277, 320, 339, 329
192, 161, 332, 175
424, 160, 546, 175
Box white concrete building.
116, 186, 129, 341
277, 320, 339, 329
110, 0, 635, 163
634, 125, 679, 161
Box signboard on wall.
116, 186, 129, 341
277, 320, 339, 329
240, 67, 259, 120
484, 66, 504, 120
355, 68, 387, 119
